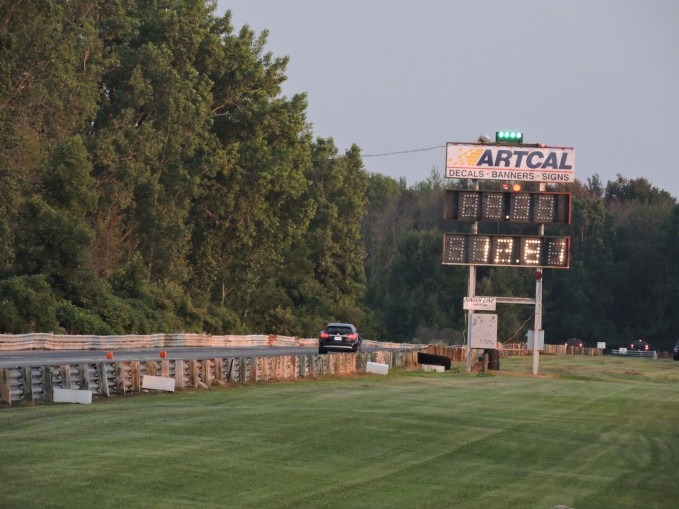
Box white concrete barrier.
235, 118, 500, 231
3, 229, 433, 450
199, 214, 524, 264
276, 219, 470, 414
53, 388, 92, 404
421, 364, 445, 373
365, 361, 389, 375
142, 375, 175, 392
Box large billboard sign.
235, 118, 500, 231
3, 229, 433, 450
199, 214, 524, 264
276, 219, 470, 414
446, 143, 575, 183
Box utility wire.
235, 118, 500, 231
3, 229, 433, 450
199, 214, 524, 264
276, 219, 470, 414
361, 145, 445, 158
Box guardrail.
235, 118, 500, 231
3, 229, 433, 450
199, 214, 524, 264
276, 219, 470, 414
0, 333, 408, 351
0, 349, 420, 406
610, 349, 657, 358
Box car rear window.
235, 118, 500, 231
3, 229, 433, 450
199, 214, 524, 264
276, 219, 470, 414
326, 326, 353, 335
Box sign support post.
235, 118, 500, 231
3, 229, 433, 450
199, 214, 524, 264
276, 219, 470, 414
466, 180, 478, 373
532, 183, 546, 375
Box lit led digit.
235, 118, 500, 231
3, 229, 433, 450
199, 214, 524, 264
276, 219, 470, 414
533, 194, 555, 223
469, 236, 491, 263
509, 194, 531, 222
520, 238, 542, 265
458, 192, 480, 220
493, 237, 514, 264
443, 234, 466, 264
481, 193, 504, 221
546, 237, 568, 267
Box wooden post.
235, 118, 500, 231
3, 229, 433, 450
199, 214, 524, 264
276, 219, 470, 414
214, 358, 223, 382
308, 355, 315, 378
290, 355, 297, 380
115, 362, 127, 395
278, 356, 286, 380
131, 362, 141, 392
97, 363, 110, 397
174, 360, 185, 390
79, 363, 90, 391
161, 359, 170, 378
0, 368, 10, 405
21, 366, 33, 403
189, 360, 199, 388
298, 355, 306, 378
60, 365, 72, 389
42, 366, 53, 403
249, 357, 257, 384
145, 361, 157, 376
270, 357, 277, 381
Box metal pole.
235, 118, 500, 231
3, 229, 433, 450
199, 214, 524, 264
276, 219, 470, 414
533, 264, 543, 375
466, 265, 476, 373
466, 180, 479, 373
533, 182, 547, 375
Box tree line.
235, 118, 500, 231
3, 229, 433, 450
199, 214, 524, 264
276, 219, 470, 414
1, 2, 678, 350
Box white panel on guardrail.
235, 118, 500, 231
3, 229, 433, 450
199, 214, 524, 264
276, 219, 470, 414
53, 388, 92, 404
142, 375, 175, 392
421, 364, 445, 373
365, 362, 389, 375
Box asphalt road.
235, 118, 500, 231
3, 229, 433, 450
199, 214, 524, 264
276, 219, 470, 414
0, 345, 395, 368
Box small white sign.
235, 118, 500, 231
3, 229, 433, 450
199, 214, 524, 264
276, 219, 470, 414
526, 330, 545, 351
619, 347, 628, 354
421, 364, 445, 373
470, 313, 498, 349
597, 342, 606, 350
464, 297, 497, 311
53, 388, 92, 404
365, 362, 389, 375
142, 375, 176, 392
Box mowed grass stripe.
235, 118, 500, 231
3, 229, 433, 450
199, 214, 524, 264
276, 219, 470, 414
1, 355, 679, 508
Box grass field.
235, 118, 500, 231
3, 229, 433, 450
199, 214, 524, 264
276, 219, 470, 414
1, 355, 679, 508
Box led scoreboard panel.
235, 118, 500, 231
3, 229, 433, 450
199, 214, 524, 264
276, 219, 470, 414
445, 190, 571, 224
442, 234, 570, 269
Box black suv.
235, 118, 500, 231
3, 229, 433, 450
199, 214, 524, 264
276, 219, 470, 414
564, 338, 584, 348
629, 338, 650, 351
318, 323, 362, 354
673, 340, 679, 361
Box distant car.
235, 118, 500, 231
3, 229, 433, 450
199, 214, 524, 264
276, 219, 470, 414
564, 338, 584, 348
629, 338, 650, 351
673, 340, 679, 361
318, 323, 362, 354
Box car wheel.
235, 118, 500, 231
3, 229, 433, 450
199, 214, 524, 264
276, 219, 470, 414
318, 346, 326, 355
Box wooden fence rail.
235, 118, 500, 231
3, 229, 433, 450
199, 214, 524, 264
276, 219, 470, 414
422, 343, 603, 361
0, 350, 420, 406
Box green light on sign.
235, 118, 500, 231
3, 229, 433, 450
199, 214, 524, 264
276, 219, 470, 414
496, 131, 524, 144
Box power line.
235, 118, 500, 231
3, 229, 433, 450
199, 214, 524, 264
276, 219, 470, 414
361, 145, 445, 158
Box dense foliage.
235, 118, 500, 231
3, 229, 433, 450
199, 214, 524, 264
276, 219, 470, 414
0, 1, 365, 337
1, 2, 678, 350
363, 173, 679, 350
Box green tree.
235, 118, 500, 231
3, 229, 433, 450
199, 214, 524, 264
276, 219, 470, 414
383, 230, 466, 342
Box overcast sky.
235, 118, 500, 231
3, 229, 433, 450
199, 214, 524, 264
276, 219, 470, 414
218, 1, 679, 198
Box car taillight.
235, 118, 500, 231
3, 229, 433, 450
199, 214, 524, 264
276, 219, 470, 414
320, 332, 329, 339
645, 345, 649, 350
347, 333, 358, 340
